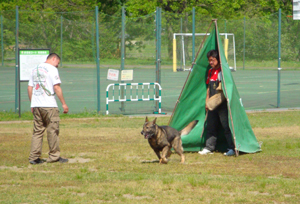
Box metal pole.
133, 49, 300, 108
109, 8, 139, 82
192, 7, 195, 62
180, 17, 183, 70
120, 7, 125, 112
95, 6, 100, 113
158, 7, 161, 85
155, 7, 161, 112
277, 9, 281, 108
243, 17, 245, 70
60, 15, 63, 67
121, 7, 125, 72
1, 15, 3, 66
15, 6, 19, 114
156, 8, 159, 81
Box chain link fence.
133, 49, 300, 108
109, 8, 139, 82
0, 8, 299, 115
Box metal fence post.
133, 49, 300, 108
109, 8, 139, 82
15, 6, 19, 114
180, 17, 183, 70
155, 8, 158, 83
243, 17, 245, 70
158, 8, 161, 85
277, 8, 281, 108
95, 6, 100, 113
155, 7, 161, 113
192, 7, 195, 62
60, 15, 63, 67
121, 7, 125, 72
1, 15, 3, 67
120, 6, 125, 112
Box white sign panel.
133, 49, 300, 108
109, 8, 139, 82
19, 49, 49, 81
121, 70, 133, 81
107, 69, 119, 81
293, 0, 300, 20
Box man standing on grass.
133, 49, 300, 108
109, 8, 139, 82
27, 53, 69, 164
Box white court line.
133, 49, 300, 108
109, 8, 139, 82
237, 76, 277, 80
0, 95, 14, 98
258, 89, 300, 94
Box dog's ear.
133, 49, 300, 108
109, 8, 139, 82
145, 117, 149, 122
153, 117, 157, 124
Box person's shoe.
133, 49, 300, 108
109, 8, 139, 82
198, 148, 213, 155
58, 157, 68, 163
224, 149, 235, 156
29, 158, 45, 165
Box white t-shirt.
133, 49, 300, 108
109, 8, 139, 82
28, 62, 61, 108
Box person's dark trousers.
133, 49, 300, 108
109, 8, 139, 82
205, 102, 235, 151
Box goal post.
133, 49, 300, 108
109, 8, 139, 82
173, 33, 236, 72
173, 38, 177, 72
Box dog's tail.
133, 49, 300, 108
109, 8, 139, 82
180, 120, 198, 136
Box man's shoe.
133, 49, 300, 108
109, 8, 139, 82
224, 149, 235, 156
198, 148, 213, 155
58, 157, 68, 163
29, 158, 45, 165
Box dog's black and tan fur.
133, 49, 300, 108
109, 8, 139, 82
141, 117, 198, 164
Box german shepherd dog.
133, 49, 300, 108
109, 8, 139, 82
141, 117, 198, 164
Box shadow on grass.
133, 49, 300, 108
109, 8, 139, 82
141, 159, 159, 163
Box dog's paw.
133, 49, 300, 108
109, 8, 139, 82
159, 158, 168, 164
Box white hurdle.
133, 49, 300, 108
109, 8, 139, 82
106, 82, 162, 115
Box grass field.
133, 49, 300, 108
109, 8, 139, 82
0, 110, 300, 203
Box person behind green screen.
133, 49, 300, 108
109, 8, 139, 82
198, 50, 235, 156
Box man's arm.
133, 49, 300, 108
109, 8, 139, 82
27, 86, 34, 113
54, 84, 69, 113
28, 86, 33, 102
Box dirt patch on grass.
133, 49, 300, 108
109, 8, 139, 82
61, 186, 79, 189
249, 191, 271, 196
72, 192, 86, 197
0, 166, 23, 171
123, 194, 152, 200
68, 157, 94, 163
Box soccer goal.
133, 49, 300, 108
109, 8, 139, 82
173, 33, 236, 72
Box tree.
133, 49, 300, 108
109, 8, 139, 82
0, 0, 293, 62
124, 0, 249, 59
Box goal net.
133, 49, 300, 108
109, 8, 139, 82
173, 33, 236, 72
